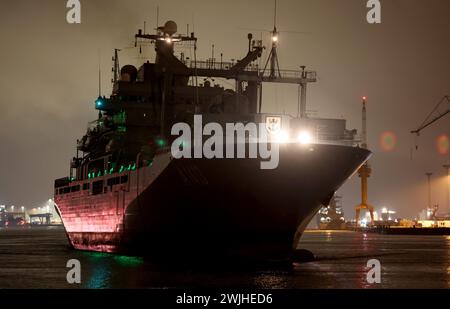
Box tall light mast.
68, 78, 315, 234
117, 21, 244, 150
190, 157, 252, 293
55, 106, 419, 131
444, 165, 450, 215
426, 172, 433, 211
362, 97, 368, 148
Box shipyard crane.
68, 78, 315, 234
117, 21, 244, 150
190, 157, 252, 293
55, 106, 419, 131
355, 97, 375, 225
411, 96, 450, 136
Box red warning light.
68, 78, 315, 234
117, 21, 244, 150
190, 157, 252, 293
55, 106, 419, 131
362, 96, 367, 101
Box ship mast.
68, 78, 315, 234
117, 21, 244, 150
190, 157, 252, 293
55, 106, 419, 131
262, 0, 281, 79
259, 0, 315, 118
112, 49, 120, 85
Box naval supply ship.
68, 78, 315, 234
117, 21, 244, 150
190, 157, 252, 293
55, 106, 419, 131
54, 20, 371, 261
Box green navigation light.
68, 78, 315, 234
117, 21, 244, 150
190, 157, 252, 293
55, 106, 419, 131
113, 255, 144, 267
117, 126, 127, 133
156, 138, 166, 147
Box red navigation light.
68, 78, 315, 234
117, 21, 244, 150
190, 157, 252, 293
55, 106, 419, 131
362, 96, 367, 101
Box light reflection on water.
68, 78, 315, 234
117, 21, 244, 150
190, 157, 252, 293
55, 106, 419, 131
0, 228, 449, 288
80, 252, 144, 288
446, 236, 450, 288
85, 261, 111, 289
253, 272, 289, 289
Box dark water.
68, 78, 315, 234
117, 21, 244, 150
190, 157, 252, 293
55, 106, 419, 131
0, 228, 449, 289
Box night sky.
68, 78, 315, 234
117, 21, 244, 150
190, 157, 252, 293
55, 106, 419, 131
0, 0, 449, 218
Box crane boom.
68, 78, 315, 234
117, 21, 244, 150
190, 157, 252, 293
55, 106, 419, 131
411, 96, 450, 135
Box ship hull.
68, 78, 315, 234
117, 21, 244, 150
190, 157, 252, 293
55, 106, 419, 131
55, 143, 370, 261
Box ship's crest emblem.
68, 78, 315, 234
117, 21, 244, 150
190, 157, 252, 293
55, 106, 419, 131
265, 116, 282, 134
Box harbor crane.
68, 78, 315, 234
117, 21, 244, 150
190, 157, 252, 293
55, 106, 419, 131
411, 96, 450, 136
355, 97, 375, 225
411, 96, 450, 213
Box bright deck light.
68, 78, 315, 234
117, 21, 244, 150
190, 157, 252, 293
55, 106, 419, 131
298, 131, 312, 145
274, 130, 289, 143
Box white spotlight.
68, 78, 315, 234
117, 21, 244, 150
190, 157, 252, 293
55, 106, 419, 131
298, 131, 313, 145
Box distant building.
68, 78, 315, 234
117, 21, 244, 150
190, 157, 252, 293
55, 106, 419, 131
398, 219, 416, 228
418, 206, 449, 222
381, 208, 396, 221
418, 220, 450, 228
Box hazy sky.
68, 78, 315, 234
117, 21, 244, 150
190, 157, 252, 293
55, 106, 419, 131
0, 0, 449, 218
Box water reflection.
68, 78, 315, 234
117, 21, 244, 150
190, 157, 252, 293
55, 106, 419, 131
80, 252, 144, 288
1, 228, 449, 288
253, 272, 289, 289
84, 262, 111, 289
446, 236, 450, 288
54, 233, 450, 289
